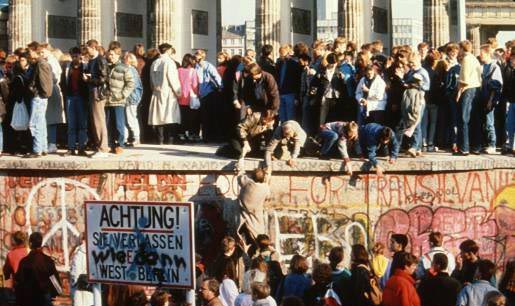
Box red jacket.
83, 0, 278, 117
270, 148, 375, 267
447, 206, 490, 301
382, 269, 421, 306
3, 246, 29, 280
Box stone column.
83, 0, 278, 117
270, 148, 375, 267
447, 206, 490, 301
337, 0, 364, 47
8, 0, 32, 52
468, 25, 481, 56
77, 0, 102, 45
255, 0, 281, 58
151, 0, 174, 47
423, 0, 450, 47
216, 0, 222, 53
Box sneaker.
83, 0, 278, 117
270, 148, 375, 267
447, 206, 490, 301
471, 150, 481, 155
426, 145, 437, 153
78, 150, 89, 157
407, 148, 417, 158
483, 147, 496, 154
23, 153, 42, 159
90, 151, 110, 159
62, 150, 76, 157
114, 147, 124, 155
416, 150, 423, 157
453, 151, 469, 156
451, 144, 458, 153
48, 143, 58, 153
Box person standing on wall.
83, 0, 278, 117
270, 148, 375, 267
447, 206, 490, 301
104, 45, 135, 155
84, 40, 110, 158
149, 43, 182, 145
24, 43, 53, 158
195, 49, 223, 142
61, 47, 89, 157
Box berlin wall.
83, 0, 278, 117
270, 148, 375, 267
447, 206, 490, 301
0, 168, 513, 292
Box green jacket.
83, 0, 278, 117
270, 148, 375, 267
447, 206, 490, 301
106, 61, 135, 107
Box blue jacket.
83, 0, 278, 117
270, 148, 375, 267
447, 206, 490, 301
444, 62, 461, 97
126, 66, 143, 105
405, 67, 431, 92
196, 61, 222, 98
276, 273, 312, 301
456, 280, 499, 306
277, 57, 302, 96
359, 123, 398, 167
480, 62, 503, 108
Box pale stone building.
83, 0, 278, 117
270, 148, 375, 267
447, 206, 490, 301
6, 0, 219, 60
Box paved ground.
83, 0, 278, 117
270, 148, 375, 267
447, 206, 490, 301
0, 144, 512, 173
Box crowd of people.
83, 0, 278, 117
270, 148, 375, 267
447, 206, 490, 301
2, 229, 514, 306
0, 36, 513, 173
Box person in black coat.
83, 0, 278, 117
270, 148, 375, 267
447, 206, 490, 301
418, 253, 461, 306
348, 244, 375, 306
303, 263, 333, 306
258, 44, 277, 81
15, 232, 61, 306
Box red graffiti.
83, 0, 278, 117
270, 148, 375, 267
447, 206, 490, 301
374, 205, 514, 264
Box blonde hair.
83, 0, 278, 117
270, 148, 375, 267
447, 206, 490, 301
124, 52, 138, 67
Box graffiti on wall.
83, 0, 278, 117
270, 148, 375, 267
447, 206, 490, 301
0, 169, 512, 279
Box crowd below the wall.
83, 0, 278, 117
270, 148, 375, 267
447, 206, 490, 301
0, 36, 514, 175
1, 228, 514, 306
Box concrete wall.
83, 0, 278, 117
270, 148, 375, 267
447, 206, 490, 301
176, 0, 218, 63
33, 0, 78, 51
280, 0, 315, 46
0, 168, 512, 283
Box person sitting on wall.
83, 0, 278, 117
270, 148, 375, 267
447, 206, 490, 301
318, 121, 359, 175
357, 122, 398, 176
264, 120, 307, 171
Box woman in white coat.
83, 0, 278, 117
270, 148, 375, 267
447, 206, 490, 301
70, 238, 93, 306
148, 43, 182, 144
355, 64, 388, 125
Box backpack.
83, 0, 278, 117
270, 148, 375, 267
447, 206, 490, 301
359, 264, 382, 306
324, 282, 342, 306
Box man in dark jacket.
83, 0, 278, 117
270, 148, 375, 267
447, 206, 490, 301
239, 63, 280, 114
502, 49, 515, 155
212, 236, 250, 289
84, 39, 110, 158
418, 253, 461, 306
257, 44, 277, 80
358, 123, 398, 176
24, 44, 53, 158
15, 232, 61, 306
452, 239, 480, 285
276, 45, 302, 122
62, 47, 89, 156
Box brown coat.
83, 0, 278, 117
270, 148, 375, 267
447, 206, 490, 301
239, 71, 279, 113
31, 58, 53, 99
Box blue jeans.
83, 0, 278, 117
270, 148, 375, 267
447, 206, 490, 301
507, 102, 515, 150
47, 124, 57, 145
29, 97, 48, 154
105, 106, 125, 149
457, 88, 477, 153
421, 103, 438, 146
448, 96, 459, 146
412, 104, 425, 151
319, 129, 339, 156
279, 94, 296, 122
67, 95, 88, 150
484, 108, 496, 148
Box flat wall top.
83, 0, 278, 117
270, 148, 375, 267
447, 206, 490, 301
0, 144, 512, 173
